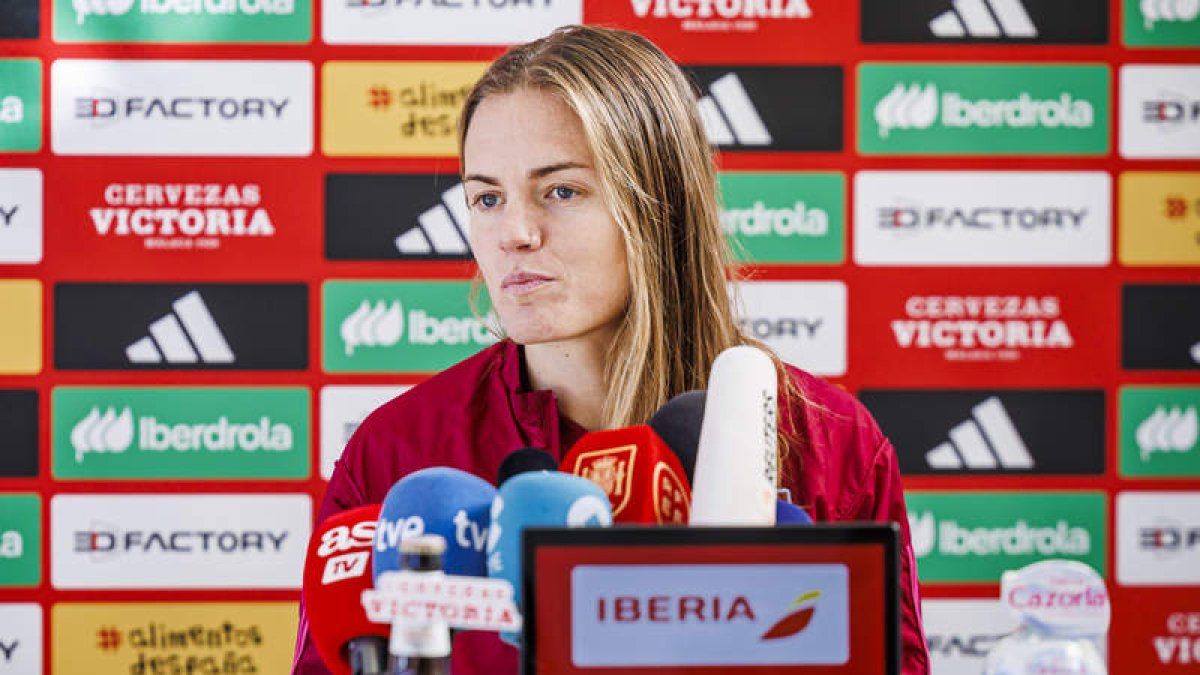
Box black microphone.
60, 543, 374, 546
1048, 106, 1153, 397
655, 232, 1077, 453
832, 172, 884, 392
648, 389, 705, 482
496, 447, 558, 485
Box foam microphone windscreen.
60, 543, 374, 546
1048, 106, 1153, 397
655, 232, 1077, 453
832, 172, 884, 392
372, 467, 496, 581
302, 504, 387, 675
487, 471, 612, 646
561, 425, 692, 524
497, 447, 558, 485
690, 345, 778, 526
648, 389, 706, 481
776, 500, 814, 525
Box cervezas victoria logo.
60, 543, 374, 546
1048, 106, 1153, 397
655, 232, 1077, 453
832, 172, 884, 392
629, 0, 812, 31
892, 294, 1073, 362
90, 182, 273, 251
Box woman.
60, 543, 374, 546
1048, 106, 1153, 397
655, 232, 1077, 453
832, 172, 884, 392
295, 25, 929, 674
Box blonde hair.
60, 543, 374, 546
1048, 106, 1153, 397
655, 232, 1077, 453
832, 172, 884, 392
459, 25, 805, 463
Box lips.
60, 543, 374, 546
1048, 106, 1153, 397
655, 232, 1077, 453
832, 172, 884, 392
501, 271, 555, 294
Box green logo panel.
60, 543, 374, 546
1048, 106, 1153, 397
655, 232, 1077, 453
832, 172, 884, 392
54, 0, 311, 43
906, 492, 1106, 583
0, 59, 42, 152
324, 280, 498, 373
858, 63, 1110, 155
719, 172, 844, 264
0, 494, 40, 587
52, 387, 310, 479
1120, 386, 1200, 477
1124, 0, 1200, 47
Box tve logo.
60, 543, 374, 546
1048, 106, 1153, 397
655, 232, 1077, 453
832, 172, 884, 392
921, 599, 1019, 675
1121, 65, 1200, 159
52, 494, 310, 589
1123, 284, 1200, 370
0, 390, 38, 478
0, 280, 41, 375
0, 168, 42, 264
719, 172, 844, 264
858, 63, 1109, 155
585, 1, 851, 63
855, 171, 1111, 266
0, 494, 40, 587
54, 0, 310, 43
0, 59, 41, 152
325, 174, 472, 261
54, 283, 308, 370
1122, 387, 1200, 478
322, 61, 486, 157
734, 281, 846, 376
53, 387, 310, 479
1118, 491, 1200, 586
0, 604, 41, 673
571, 564, 849, 666
861, 0, 1109, 44
0, 0, 38, 37
860, 390, 1106, 475
904, 491, 1106, 583
1120, 172, 1200, 265
324, 0, 578, 45
53, 602, 299, 674
51, 60, 313, 156
324, 281, 497, 373
1124, 0, 1200, 46
319, 385, 410, 479
687, 67, 843, 152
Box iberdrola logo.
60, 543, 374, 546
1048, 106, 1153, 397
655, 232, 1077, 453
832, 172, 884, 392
761, 590, 820, 640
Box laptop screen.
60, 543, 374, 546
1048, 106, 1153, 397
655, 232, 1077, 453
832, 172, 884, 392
521, 524, 899, 675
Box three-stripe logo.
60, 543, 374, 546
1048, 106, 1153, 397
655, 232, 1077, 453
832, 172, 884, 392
929, 0, 1038, 38
396, 183, 471, 256
697, 73, 773, 147
924, 396, 1036, 470
125, 290, 235, 364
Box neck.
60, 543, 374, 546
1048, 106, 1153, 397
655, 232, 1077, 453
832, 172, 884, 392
523, 336, 612, 431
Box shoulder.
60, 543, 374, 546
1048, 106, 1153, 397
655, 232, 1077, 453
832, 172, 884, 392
325, 341, 513, 508
780, 364, 895, 520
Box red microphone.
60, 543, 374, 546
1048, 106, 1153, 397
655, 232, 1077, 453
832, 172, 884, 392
301, 504, 387, 675
561, 425, 691, 524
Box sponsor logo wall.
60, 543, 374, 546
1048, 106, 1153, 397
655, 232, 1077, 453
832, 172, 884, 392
2, 0, 1197, 667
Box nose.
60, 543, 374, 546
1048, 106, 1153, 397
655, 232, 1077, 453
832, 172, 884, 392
497, 196, 543, 253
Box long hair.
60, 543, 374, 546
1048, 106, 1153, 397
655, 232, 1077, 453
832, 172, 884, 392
458, 25, 805, 465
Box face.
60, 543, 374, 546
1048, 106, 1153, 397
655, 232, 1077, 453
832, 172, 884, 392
463, 88, 631, 348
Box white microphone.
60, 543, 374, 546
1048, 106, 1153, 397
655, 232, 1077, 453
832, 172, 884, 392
689, 345, 778, 526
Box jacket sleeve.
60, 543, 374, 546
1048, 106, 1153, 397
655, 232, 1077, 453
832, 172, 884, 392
839, 437, 931, 675
291, 453, 372, 675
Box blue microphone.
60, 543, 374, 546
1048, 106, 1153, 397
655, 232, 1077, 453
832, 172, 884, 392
372, 467, 497, 581
487, 471, 612, 646
776, 500, 814, 525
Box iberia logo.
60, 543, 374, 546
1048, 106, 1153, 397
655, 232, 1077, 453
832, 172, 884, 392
761, 590, 820, 640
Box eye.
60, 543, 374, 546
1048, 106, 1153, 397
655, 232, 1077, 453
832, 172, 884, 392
550, 185, 578, 201
472, 192, 500, 210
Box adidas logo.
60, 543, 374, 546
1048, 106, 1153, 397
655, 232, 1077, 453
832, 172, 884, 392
1137, 406, 1198, 461
395, 183, 471, 256
929, 0, 1038, 39
924, 396, 1035, 471
125, 291, 235, 364
697, 73, 772, 147
70, 406, 135, 460
341, 300, 403, 356
1141, 0, 1200, 31
874, 83, 938, 138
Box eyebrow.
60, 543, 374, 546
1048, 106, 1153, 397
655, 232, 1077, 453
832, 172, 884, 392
464, 161, 591, 185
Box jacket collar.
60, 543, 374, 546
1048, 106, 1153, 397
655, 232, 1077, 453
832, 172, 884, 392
496, 339, 587, 460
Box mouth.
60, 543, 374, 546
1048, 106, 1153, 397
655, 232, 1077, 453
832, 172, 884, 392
501, 271, 555, 295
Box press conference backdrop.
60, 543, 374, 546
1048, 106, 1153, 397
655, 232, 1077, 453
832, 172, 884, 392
0, 1, 1197, 673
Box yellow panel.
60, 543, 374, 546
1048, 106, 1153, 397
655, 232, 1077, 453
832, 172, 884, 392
1119, 172, 1200, 266
322, 61, 488, 157
52, 602, 299, 675
0, 279, 41, 375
